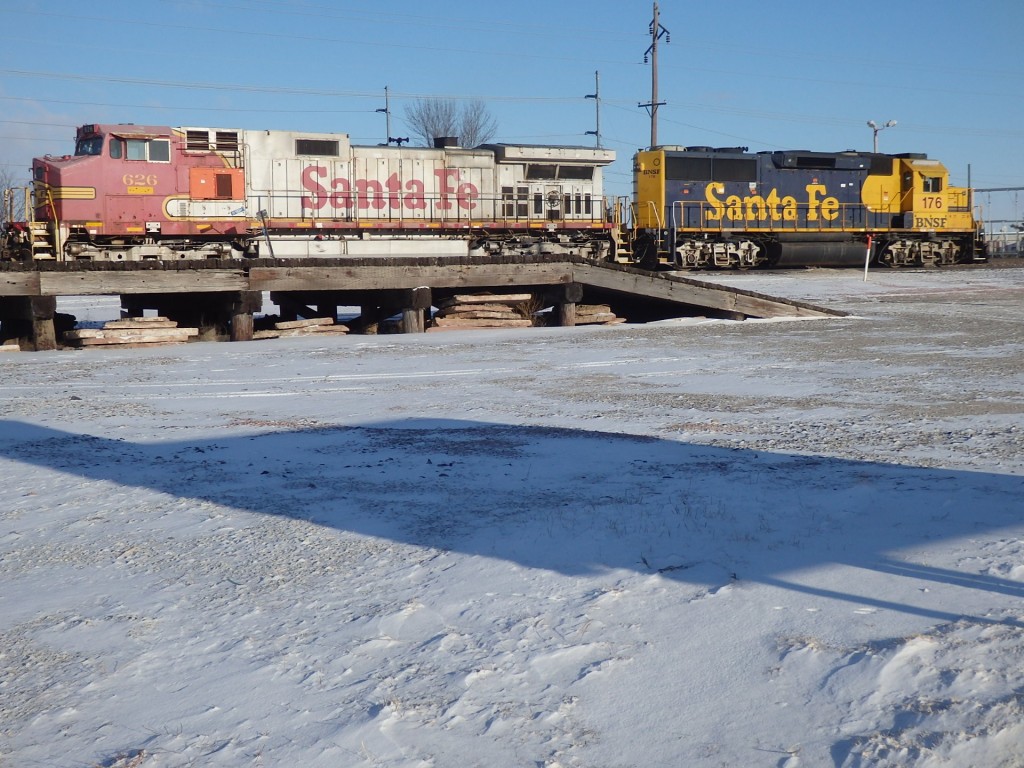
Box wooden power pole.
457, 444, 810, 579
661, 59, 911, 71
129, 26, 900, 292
639, 2, 669, 149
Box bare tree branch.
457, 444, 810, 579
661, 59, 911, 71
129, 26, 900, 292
459, 99, 498, 148
403, 98, 498, 148
405, 98, 459, 147
1, 167, 27, 228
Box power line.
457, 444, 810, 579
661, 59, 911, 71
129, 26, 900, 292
0, 69, 594, 104
0, 8, 640, 68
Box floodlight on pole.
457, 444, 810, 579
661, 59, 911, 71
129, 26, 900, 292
867, 119, 897, 152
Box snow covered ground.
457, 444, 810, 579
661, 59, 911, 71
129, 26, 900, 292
2, 267, 1023, 767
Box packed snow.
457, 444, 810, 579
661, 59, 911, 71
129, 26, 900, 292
2, 267, 1023, 767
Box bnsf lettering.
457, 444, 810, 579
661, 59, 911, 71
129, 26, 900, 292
704, 183, 840, 223
914, 216, 948, 228
301, 166, 479, 212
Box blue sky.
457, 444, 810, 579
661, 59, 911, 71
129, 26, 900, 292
2, 0, 1022, 225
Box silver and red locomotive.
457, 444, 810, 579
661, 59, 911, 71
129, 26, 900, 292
3, 123, 616, 261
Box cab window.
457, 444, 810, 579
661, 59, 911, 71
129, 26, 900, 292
74, 136, 104, 156
125, 138, 171, 162
922, 176, 943, 193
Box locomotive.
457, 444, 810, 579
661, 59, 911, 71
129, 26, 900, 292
1, 123, 615, 262
2, 123, 988, 270
627, 145, 986, 269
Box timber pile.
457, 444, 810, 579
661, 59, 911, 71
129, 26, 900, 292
575, 304, 624, 325
63, 317, 199, 348
254, 317, 349, 339
430, 293, 534, 331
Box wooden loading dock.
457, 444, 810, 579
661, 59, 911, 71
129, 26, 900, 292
0, 256, 843, 351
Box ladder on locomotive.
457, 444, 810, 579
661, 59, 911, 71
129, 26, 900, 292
611, 196, 634, 261
27, 221, 57, 259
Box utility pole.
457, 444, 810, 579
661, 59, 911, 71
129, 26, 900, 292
376, 86, 409, 146
376, 86, 392, 145
639, 2, 669, 149
585, 71, 601, 148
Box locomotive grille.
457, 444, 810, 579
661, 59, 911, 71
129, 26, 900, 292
215, 132, 239, 152
185, 130, 210, 151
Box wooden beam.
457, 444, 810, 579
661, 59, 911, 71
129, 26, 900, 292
248, 264, 573, 292
0, 271, 41, 296
38, 270, 247, 296
571, 264, 841, 319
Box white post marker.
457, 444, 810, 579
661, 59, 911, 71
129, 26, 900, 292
863, 235, 873, 281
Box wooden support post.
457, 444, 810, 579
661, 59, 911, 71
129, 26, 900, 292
400, 287, 432, 334
550, 283, 583, 328
32, 297, 58, 351
269, 292, 298, 322
230, 291, 262, 342
361, 304, 380, 335
0, 297, 57, 350
402, 308, 425, 334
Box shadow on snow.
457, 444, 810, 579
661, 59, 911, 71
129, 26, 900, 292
3, 418, 1022, 627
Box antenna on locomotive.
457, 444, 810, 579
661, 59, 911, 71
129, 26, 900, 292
638, 2, 669, 149
585, 71, 602, 148
376, 86, 392, 146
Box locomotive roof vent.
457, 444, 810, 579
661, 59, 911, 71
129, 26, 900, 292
433, 136, 460, 148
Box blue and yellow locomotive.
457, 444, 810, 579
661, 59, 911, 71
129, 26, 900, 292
629, 145, 985, 269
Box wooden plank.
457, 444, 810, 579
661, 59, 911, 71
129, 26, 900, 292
248, 264, 573, 292
433, 317, 533, 329
576, 312, 618, 324
437, 302, 523, 314
436, 310, 522, 320
65, 327, 198, 341
255, 325, 350, 339
73, 340, 188, 348
571, 264, 839, 319
39, 270, 247, 296
441, 293, 533, 306
103, 317, 178, 329
0, 272, 41, 296
274, 317, 336, 330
